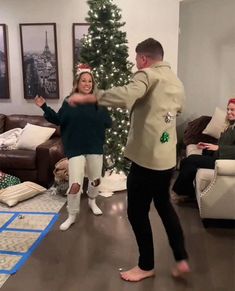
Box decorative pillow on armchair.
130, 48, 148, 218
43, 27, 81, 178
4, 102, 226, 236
16, 123, 56, 150
0, 181, 46, 207
202, 107, 226, 139
183, 116, 218, 146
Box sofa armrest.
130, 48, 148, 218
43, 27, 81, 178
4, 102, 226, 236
196, 159, 235, 219
197, 160, 235, 194
196, 168, 215, 193
36, 137, 65, 187
215, 160, 235, 176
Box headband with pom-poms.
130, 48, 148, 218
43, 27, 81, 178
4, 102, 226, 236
76, 63, 92, 78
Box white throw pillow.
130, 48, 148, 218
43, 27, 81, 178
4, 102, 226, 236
0, 181, 46, 207
16, 123, 56, 150
202, 107, 226, 139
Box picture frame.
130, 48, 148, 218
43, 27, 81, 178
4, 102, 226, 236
72, 23, 89, 69
19, 23, 59, 99
0, 24, 10, 99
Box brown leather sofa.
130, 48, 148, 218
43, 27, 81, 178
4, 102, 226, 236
0, 114, 65, 188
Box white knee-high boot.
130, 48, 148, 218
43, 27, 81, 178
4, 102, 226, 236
60, 192, 81, 231
88, 181, 102, 215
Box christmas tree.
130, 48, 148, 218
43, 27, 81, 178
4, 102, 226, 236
79, 0, 133, 174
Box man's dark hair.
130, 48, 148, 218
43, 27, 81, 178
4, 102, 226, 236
135, 38, 164, 60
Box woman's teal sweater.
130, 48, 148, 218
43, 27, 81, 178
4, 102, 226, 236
41, 98, 112, 158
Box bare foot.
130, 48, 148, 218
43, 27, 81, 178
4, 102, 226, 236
120, 266, 154, 282
172, 260, 191, 278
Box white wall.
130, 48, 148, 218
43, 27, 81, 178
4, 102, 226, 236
0, 0, 180, 114
178, 0, 235, 123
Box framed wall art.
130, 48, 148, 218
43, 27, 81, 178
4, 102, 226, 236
72, 23, 89, 68
0, 24, 10, 99
19, 23, 59, 99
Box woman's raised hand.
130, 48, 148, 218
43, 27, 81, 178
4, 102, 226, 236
34, 95, 46, 107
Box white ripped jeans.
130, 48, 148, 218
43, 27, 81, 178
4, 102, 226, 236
67, 154, 103, 215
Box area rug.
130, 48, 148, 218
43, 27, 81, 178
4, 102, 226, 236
0, 211, 59, 276
0, 190, 66, 288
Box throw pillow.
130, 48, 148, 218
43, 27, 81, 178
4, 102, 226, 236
0, 181, 46, 207
202, 107, 226, 139
183, 116, 218, 145
16, 123, 56, 150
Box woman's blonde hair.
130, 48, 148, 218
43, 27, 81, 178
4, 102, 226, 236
71, 71, 95, 94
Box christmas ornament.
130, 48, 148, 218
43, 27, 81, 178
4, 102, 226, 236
164, 112, 174, 123
160, 132, 170, 143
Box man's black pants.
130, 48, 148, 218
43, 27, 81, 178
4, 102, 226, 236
127, 162, 188, 270
173, 154, 216, 197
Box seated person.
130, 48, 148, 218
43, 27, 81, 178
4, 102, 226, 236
172, 98, 235, 201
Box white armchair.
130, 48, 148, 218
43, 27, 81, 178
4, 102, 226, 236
195, 160, 235, 219
183, 113, 235, 221
185, 144, 235, 220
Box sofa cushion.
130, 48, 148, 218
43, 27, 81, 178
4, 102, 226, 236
202, 107, 227, 139
4, 115, 60, 137
183, 116, 218, 145
0, 149, 36, 170
16, 123, 56, 150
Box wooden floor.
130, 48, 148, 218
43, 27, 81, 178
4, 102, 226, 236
2, 191, 235, 291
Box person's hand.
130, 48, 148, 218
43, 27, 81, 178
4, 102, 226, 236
197, 142, 206, 149
67, 95, 79, 107
197, 142, 219, 151
205, 143, 219, 151
67, 93, 97, 106
35, 95, 46, 107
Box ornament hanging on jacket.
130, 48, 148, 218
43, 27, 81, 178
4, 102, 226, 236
160, 132, 170, 143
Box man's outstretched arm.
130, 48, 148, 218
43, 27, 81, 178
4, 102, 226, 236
67, 93, 97, 106
67, 71, 148, 109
